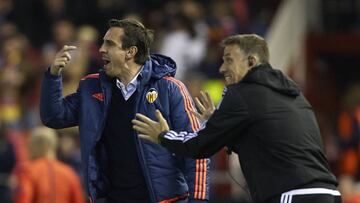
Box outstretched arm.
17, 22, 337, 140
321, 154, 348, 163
133, 87, 251, 158
133, 90, 215, 143
133, 110, 204, 157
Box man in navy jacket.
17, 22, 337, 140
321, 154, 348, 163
40, 18, 210, 203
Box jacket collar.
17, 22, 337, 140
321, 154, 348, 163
98, 53, 177, 87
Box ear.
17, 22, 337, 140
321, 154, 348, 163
125, 46, 138, 60
248, 56, 256, 68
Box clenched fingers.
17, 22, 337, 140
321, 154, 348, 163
54, 45, 77, 68
61, 52, 72, 61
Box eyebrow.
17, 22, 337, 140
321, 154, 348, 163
223, 53, 231, 57
103, 39, 116, 45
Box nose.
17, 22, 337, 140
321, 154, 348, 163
99, 44, 106, 54
219, 64, 225, 74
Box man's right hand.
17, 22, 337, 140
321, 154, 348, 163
50, 45, 77, 76
132, 110, 170, 144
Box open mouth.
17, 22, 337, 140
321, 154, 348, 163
103, 59, 110, 67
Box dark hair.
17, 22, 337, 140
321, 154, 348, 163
221, 34, 270, 63
109, 18, 154, 64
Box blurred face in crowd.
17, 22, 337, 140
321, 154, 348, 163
99, 27, 129, 78
219, 44, 250, 86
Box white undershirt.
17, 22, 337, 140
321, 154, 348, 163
116, 67, 143, 101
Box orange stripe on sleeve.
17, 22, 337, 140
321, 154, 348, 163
164, 77, 200, 130
158, 193, 189, 203
199, 159, 204, 199
165, 77, 199, 130
81, 73, 99, 80
202, 159, 207, 199
194, 159, 199, 198
164, 76, 207, 200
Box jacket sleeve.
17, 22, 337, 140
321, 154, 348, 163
160, 86, 251, 158
165, 77, 210, 202
40, 70, 80, 128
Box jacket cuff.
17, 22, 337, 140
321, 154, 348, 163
158, 131, 168, 144
45, 67, 62, 79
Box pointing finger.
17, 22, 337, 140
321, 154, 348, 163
62, 45, 77, 52
59, 57, 70, 62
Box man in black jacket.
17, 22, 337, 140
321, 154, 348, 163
132, 34, 341, 203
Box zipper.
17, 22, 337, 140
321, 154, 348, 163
134, 84, 156, 202
89, 77, 111, 199
97, 84, 111, 142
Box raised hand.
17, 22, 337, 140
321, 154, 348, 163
132, 110, 170, 144
192, 91, 215, 122
50, 45, 77, 76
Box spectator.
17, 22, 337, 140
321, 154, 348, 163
15, 126, 85, 203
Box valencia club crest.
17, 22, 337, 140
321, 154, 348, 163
146, 88, 158, 103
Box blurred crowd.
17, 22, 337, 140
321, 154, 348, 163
0, 0, 280, 201
4, 0, 360, 203
0, 0, 281, 129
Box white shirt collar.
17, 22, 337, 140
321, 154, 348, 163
116, 66, 143, 100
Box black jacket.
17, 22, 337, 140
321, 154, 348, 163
160, 63, 338, 202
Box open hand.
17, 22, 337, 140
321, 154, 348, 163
132, 110, 169, 144
192, 91, 215, 122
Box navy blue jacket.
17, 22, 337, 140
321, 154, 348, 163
40, 54, 210, 202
